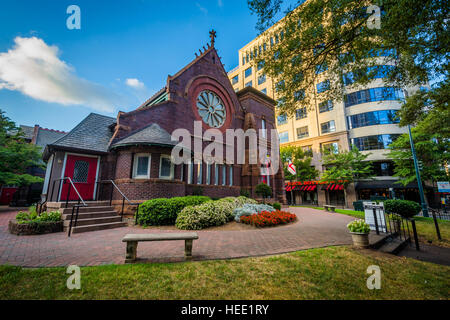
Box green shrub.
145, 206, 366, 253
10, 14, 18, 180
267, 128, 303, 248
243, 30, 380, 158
234, 203, 275, 222
15, 210, 61, 224
384, 199, 421, 218
347, 220, 370, 233
272, 202, 281, 210
176, 196, 257, 230
137, 196, 211, 226
255, 183, 272, 202
240, 189, 250, 198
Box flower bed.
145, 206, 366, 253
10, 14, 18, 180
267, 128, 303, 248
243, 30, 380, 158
9, 209, 63, 235
240, 210, 297, 227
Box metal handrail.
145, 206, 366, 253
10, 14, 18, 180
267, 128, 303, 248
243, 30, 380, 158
96, 180, 141, 223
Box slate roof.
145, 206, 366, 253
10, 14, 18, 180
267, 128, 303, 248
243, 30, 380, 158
19, 125, 34, 140
111, 123, 178, 149
35, 128, 66, 149
48, 113, 116, 154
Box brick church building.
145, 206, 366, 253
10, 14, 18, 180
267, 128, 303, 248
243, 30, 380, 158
42, 32, 286, 206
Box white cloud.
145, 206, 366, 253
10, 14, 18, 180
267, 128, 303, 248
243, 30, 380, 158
125, 78, 145, 89
196, 2, 208, 15
218, 0, 223, 7
0, 37, 117, 112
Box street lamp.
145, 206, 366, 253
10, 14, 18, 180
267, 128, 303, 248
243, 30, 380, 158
407, 124, 429, 217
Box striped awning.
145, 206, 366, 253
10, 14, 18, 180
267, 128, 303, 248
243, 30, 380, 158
323, 184, 344, 191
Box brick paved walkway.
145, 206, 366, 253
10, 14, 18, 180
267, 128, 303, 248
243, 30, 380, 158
0, 206, 356, 267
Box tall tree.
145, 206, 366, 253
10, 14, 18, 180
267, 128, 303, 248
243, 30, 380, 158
388, 126, 450, 186
280, 145, 319, 181
247, 0, 449, 116
321, 146, 374, 206
0, 109, 44, 187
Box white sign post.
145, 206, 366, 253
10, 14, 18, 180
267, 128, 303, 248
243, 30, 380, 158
364, 202, 387, 233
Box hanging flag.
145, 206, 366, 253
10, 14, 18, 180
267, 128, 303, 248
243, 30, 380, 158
287, 160, 296, 175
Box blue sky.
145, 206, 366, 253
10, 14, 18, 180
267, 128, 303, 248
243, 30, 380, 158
0, 0, 260, 131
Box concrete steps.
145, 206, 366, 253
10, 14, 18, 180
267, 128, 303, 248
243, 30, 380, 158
379, 237, 409, 255
58, 201, 126, 234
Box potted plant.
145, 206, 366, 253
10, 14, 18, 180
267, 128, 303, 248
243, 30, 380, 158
347, 219, 371, 248
255, 183, 272, 204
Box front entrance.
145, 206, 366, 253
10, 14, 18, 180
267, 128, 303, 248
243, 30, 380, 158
61, 155, 98, 201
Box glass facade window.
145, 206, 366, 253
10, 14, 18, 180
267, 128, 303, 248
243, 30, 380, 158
294, 90, 305, 101
316, 80, 330, 93
302, 145, 313, 156
351, 134, 400, 151
276, 80, 285, 92
245, 81, 252, 88
231, 75, 238, 85
277, 113, 288, 125
347, 110, 399, 129
344, 87, 404, 107
296, 126, 309, 139
257, 60, 265, 70
159, 155, 174, 179
197, 163, 203, 184
244, 67, 252, 78
279, 131, 289, 144
261, 88, 267, 95
296, 107, 307, 120
261, 119, 266, 138
214, 164, 219, 185
222, 165, 226, 186
320, 120, 335, 134
206, 163, 211, 185
372, 161, 395, 176
319, 100, 333, 113
343, 65, 395, 86
133, 154, 151, 179
229, 165, 233, 186
322, 142, 339, 154
258, 74, 266, 85
315, 62, 328, 74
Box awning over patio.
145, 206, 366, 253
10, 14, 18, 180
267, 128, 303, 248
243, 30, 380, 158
322, 184, 344, 191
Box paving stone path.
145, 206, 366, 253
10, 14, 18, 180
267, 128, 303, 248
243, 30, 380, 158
0, 206, 355, 267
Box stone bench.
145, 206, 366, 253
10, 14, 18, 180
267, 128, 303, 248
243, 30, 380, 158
324, 205, 336, 212
122, 233, 198, 263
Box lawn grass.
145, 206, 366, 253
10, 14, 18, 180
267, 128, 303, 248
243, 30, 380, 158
0, 246, 448, 300
297, 206, 450, 247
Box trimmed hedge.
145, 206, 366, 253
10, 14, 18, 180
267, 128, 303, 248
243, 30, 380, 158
384, 199, 422, 218
176, 196, 257, 230
137, 196, 211, 226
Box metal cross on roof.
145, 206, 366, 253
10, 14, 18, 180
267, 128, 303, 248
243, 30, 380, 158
209, 29, 217, 46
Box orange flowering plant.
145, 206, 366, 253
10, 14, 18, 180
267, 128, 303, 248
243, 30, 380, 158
240, 210, 297, 227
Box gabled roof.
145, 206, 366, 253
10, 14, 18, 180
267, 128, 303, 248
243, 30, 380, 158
19, 125, 34, 140
48, 113, 116, 154
110, 123, 177, 149
35, 128, 66, 149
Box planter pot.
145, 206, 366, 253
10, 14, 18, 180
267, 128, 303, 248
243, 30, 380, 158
350, 232, 370, 248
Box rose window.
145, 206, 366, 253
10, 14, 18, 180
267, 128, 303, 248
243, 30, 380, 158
196, 90, 226, 128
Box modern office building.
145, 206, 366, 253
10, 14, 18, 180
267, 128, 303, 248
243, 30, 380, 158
227, 9, 428, 207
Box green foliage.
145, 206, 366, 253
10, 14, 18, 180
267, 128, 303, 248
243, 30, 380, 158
388, 126, 449, 186
272, 202, 281, 210
280, 146, 318, 181
248, 0, 448, 116
384, 199, 422, 218
347, 219, 370, 234
255, 183, 272, 199
321, 146, 374, 184
137, 196, 211, 226
240, 188, 251, 198
15, 210, 61, 224
234, 203, 276, 222
0, 109, 44, 186
176, 197, 257, 230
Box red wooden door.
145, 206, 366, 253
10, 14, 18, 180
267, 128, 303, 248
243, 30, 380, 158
61, 155, 98, 201
0, 187, 18, 205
